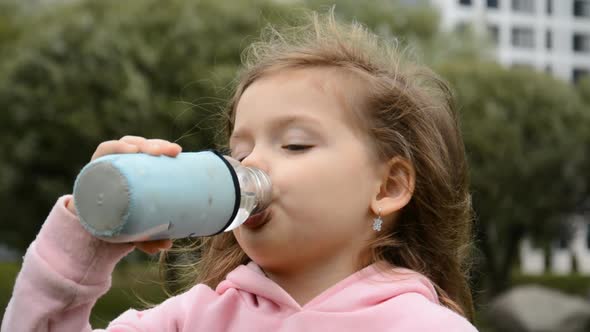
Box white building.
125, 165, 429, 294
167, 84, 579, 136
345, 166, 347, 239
430, 0, 590, 83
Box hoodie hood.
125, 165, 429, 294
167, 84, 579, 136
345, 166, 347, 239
216, 261, 439, 313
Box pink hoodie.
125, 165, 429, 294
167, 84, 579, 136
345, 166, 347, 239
2, 196, 478, 332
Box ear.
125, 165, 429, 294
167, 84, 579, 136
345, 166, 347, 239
371, 157, 415, 217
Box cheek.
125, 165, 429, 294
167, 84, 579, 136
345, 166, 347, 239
272, 154, 375, 224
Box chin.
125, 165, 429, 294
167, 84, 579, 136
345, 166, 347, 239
241, 243, 291, 271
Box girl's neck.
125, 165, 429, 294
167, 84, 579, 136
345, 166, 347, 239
263, 253, 364, 306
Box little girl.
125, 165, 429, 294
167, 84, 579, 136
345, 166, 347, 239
2, 11, 478, 332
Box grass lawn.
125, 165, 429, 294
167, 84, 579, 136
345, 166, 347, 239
1, 261, 168, 329
0, 262, 20, 317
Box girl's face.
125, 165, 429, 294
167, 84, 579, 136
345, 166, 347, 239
230, 67, 384, 274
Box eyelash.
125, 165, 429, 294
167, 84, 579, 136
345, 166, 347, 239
282, 144, 312, 151
234, 145, 312, 162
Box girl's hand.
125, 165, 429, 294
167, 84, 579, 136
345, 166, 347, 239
67, 135, 182, 254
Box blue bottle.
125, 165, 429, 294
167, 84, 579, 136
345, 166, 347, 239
72, 151, 272, 243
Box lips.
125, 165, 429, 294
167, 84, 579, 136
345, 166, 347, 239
243, 210, 271, 229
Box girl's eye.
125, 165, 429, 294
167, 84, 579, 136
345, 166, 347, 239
282, 144, 312, 151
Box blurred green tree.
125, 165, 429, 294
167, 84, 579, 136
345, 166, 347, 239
440, 62, 590, 295
576, 76, 590, 108
0, 0, 23, 56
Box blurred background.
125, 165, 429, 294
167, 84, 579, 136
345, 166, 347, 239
1, 0, 590, 330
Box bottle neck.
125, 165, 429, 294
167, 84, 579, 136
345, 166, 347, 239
245, 166, 272, 213
229, 158, 272, 214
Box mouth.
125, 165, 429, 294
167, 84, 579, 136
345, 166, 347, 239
242, 210, 271, 229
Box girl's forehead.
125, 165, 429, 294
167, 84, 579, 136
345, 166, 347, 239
233, 67, 369, 133
248, 66, 358, 93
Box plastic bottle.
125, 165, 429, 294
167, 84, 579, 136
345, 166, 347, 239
72, 151, 271, 243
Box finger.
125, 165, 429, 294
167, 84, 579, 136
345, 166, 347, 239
140, 139, 182, 157
120, 136, 181, 156
91, 141, 140, 161
166, 142, 183, 157
156, 140, 182, 157
119, 135, 147, 146
136, 239, 173, 254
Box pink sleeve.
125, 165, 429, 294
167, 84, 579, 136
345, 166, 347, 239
0, 195, 136, 332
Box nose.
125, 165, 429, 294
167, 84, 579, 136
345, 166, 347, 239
240, 148, 277, 202
240, 148, 269, 174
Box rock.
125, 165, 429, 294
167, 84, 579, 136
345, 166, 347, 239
488, 285, 590, 332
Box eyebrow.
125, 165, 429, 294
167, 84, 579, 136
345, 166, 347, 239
230, 114, 323, 143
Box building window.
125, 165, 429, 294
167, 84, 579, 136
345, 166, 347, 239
512, 27, 535, 48
546, 30, 552, 49
459, 0, 473, 6
512, 0, 535, 13
488, 24, 500, 44
574, 0, 590, 17
547, 0, 553, 14
573, 33, 590, 52
573, 68, 589, 84
487, 0, 499, 8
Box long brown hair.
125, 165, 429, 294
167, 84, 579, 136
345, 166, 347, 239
162, 9, 475, 320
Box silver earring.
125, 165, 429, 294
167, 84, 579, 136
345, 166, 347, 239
372, 208, 383, 232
